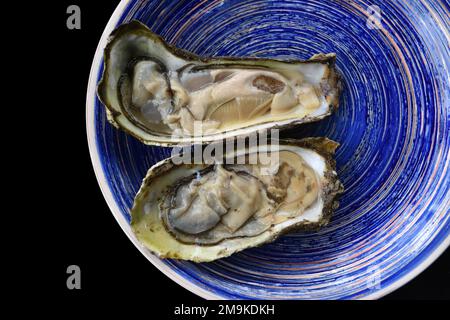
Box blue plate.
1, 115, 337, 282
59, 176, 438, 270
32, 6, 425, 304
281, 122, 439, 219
87, 0, 450, 299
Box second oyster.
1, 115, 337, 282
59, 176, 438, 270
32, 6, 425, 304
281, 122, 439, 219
131, 138, 344, 262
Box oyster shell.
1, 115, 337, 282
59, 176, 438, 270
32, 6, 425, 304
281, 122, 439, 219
131, 138, 344, 262
98, 21, 341, 145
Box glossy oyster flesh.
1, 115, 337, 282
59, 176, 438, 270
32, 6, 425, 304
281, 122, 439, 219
131, 138, 344, 262
98, 21, 341, 145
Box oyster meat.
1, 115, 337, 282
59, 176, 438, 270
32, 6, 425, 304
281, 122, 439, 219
131, 138, 344, 262
98, 21, 341, 145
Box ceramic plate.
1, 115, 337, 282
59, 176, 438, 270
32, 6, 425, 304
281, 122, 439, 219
87, 0, 450, 299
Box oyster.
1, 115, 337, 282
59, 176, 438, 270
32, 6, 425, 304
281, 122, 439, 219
98, 21, 341, 145
131, 138, 343, 262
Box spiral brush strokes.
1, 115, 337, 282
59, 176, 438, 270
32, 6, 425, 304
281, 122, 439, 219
91, 0, 450, 299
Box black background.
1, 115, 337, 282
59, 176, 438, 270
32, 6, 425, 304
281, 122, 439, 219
37, 0, 449, 308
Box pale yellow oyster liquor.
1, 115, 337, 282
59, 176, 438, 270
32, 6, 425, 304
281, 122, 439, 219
98, 21, 341, 145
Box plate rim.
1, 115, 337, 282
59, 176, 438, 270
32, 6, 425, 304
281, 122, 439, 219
85, 0, 450, 300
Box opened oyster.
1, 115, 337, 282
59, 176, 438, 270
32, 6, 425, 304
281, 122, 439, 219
98, 21, 341, 145
131, 138, 343, 262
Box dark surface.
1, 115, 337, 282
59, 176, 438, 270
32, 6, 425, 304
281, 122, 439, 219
38, 1, 449, 303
